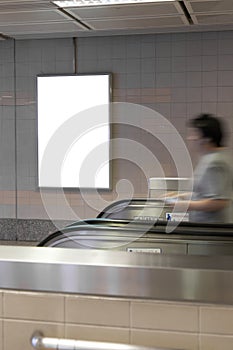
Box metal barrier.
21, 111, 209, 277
31, 332, 171, 350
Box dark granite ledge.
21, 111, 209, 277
0, 240, 38, 246
0, 218, 74, 242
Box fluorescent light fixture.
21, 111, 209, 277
52, 0, 175, 8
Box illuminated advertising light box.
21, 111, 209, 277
37, 74, 111, 189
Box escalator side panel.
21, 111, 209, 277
188, 243, 233, 256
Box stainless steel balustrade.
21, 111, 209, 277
31, 332, 169, 350
1, 246, 233, 304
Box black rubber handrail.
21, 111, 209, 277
38, 217, 233, 247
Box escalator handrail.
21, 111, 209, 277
97, 198, 165, 218
38, 217, 233, 247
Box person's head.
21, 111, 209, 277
188, 113, 225, 148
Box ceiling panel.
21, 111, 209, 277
0, 9, 69, 23
66, 2, 182, 20
186, 0, 233, 14
0, 0, 232, 39
87, 15, 187, 30
64, 1, 187, 33
0, 1, 55, 11
0, 21, 86, 37
195, 13, 233, 25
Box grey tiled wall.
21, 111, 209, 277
0, 31, 233, 240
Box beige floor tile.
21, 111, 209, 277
200, 334, 233, 350
131, 329, 199, 350
65, 296, 130, 327
3, 291, 64, 322
65, 324, 130, 343
3, 320, 64, 350
131, 301, 199, 332
200, 306, 233, 335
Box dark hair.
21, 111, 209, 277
189, 113, 225, 147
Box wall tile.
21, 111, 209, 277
202, 55, 218, 71
172, 72, 186, 88
156, 57, 171, 72
187, 56, 202, 71
156, 33, 171, 42
172, 88, 187, 103
202, 40, 218, 56
218, 30, 233, 40
3, 320, 64, 350
187, 32, 203, 41
131, 301, 199, 332
218, 39, 233, 54
112, 42, 127, 59
171, 33, 187, 42
171, 40, 186, 57
156, 42, 171, 57
65, 324, 130, 343
0, 291, 2, 317
65, 296, 130, 327
131, 329, 199, 350
200, 334, 233, 350
218, 55, 233, 70
187, 102, 202, 117
3, 291, 65, 322
217, 102, 233, 118
186, 71, 202, 87
126, 73, 140, 88
126, 43, 141, 58
156, 72, 171, 88
15, 45, 29, 62
202, 71, 217, 86
218, 70, 233, 86
200, 306, 233, 335
187, 88, 202, 103
172, 116, 187, 134
187, 40, 203, 56
218, 87, 233, 102
201, 102, 217, 115
0, 320, 2, 350
171, 103, 187, 118
141, 42, 156, 58
172, 56, 186, 72
141, 58, 156, 73
202, 87, 218, 102
202, 31, 218, 40
153, 103, 171, 118
126, 59, 140, 73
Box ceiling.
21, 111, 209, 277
1, 0, 233, 40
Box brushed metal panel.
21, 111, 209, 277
0, 246, 233, 305
188, 242, 233, 256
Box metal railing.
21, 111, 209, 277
31, 332, 171, 350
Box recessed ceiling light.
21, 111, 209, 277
52, 0, 175, 8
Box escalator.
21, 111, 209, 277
97, 198, 169, 221
38, 211, 233, 256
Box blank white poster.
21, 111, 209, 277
37, 74, 111, 189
